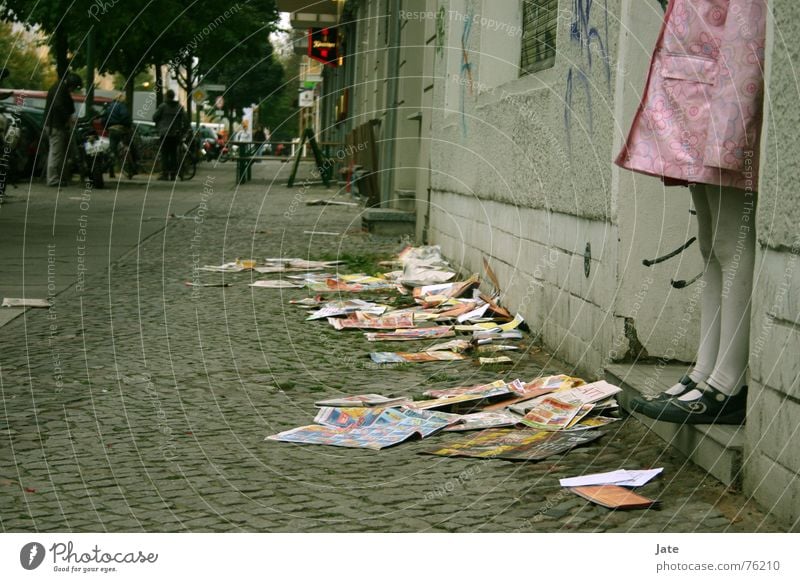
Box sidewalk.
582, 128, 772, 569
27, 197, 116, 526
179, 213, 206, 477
0, 161, 784, 532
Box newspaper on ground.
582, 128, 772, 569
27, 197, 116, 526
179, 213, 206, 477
249, 280, 305, 288
424, 339, 472, 353
313, 394, 410, 408
266, 406, 457, 450
442, 411, 521, 432
559, 468, 664, 488
563, 416, 619, 431
200, 262, 244, 273
2, 298, 50, 308
422, 428, 602, 461
330, 313, 416, 330
479, 356, 513, 365
369, 351, 468, 364
507, 378, 614, 415
568, 485, 660, 510
364, 327, 454, 341
519, 397, 585, 431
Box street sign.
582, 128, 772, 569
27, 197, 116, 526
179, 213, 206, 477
200, 84, 226, 91
308, 27, 339, 67
215, 95, 224, 109
193, 88, 207, 102
299, 90, 314, 108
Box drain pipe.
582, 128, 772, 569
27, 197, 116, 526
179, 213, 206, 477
380, 0, 401, 208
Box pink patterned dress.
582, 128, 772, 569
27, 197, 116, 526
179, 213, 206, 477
615, 0, 767, 191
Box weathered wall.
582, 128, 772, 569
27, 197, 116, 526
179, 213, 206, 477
745, 0, 800, 530
427, 0, 700, 373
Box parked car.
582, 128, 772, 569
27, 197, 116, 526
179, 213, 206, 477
0, 90, 113, 180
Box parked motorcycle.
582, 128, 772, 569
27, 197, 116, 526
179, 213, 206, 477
0, 67, 21, 202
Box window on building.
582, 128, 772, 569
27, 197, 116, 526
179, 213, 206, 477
520, 0, 558, 75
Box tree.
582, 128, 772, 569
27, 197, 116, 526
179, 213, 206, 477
0, 21, 56, 89
1, 0, 281, 112
202, 40, 287, 134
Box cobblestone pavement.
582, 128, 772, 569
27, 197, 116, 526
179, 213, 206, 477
0, 162, 785, 532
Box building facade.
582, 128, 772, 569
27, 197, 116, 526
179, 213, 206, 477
291, 0, 799, 528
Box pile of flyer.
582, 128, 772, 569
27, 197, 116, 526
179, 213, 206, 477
266, 376, 623, 461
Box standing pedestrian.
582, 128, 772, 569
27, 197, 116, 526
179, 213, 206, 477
44, 72, 82, 187
152, 89, 187, 180
101, 94, 134, 178
616, 0, 767, 425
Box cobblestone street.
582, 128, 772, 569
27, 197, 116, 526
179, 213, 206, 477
0, 162, 785, 533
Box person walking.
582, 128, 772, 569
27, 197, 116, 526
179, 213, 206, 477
616, 0, 767, 425
44, 72, 82, 187
152, 89, 187, 180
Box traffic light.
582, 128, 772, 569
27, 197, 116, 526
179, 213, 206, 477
308, 28, 339, 67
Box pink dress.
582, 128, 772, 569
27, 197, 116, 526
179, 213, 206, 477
615, 0, 767, 191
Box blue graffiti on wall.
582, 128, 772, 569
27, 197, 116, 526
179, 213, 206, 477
460, 1, 475, 137
564, 0, 611, 152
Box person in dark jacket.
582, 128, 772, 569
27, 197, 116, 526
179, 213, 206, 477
101, 94, 134, 178
152, 89, 187, 180
44, 72, 82, 187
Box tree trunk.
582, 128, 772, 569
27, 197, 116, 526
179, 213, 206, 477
125, 79, 135, 115
54, 27, 68, 78
184, 58, 193, 124
154, 64, 163, 107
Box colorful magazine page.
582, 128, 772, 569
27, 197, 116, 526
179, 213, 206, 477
564, 404, 596, 429
266, 407, 455, 450
266, 423, 421, 450
423, 380, 509, 399
562, 416, 620, 432
313, 394, 408, 408
425, 339, 471, 353
369, 351, 468, 364
568, 485, 659, 510
553, 380, 622, 405
422, 428, 602, 461
411, 386, 511, 411
519, 397, 584, 431
364, 327, 454, 341
442, 411, 521, 432
314, 407, 388, 429
249, 280, 306, 288
506, 375, 588, 415
329, 314, 416, 330
456, 302, 490, 323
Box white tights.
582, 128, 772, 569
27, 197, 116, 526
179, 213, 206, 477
686, 184, 756, 395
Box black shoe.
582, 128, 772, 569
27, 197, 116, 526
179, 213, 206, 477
638, 383, 747, 425
630, 375, 696, 413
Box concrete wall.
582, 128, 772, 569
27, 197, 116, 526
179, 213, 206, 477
744, 0, 800, 530
426, 0, 700, 374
